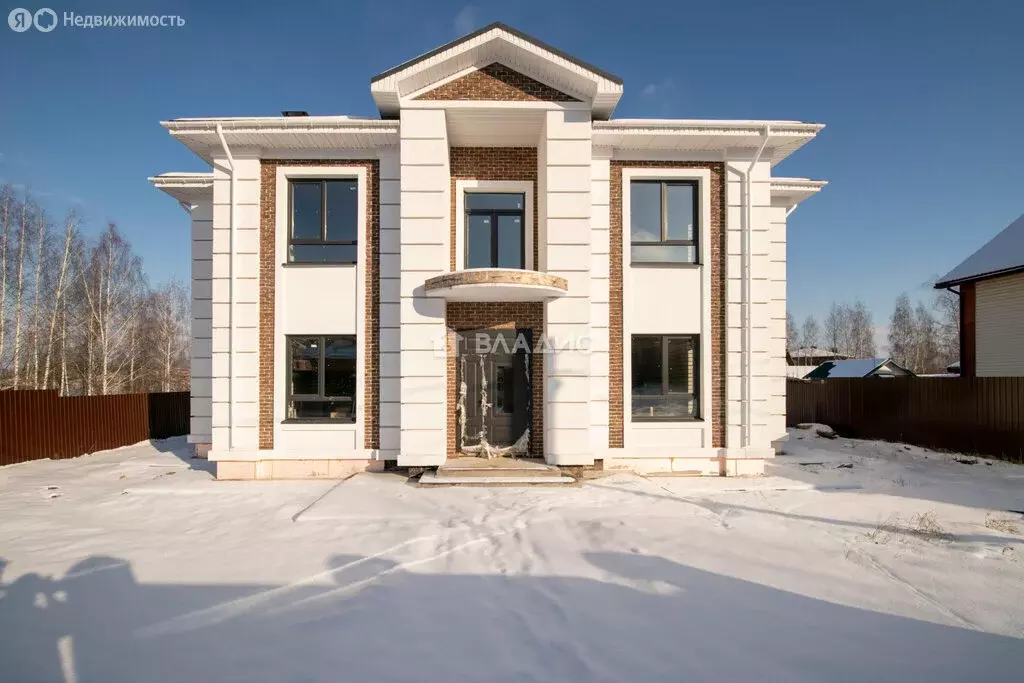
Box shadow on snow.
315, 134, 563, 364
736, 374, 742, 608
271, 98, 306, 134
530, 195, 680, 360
1, 551, 1022, 682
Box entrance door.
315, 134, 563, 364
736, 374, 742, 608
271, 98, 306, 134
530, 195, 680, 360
457, 329, 531, 453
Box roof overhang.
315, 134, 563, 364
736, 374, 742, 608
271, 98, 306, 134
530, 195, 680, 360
935, 265, 1024, 289
934, 213, 1024, 289
592, 120, 825, 165
149, 172, 213, 209
770, 177, 828, 208
370, 22, 623, 119
161, 117, 400, 164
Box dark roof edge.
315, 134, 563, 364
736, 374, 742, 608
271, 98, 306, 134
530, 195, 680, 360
369, 22, 623, 86
934, 264, 1024, 289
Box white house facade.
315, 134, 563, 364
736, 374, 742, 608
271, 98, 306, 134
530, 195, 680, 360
150, 23, 825, 479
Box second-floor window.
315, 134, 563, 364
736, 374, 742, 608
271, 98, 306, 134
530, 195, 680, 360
289, 179, 358, 264
466, 192, 525, 269
630, 180, 699, 264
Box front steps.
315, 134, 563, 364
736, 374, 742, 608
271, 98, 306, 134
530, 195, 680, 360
418, 457, 577, 487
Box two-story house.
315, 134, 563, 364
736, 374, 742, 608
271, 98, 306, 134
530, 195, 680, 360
151, 23, 825, 479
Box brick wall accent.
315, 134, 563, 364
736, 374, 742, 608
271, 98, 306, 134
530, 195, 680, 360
449, 147, 538, 270
416, 63, 579, 102
609, 162, 726, 449
258, 160, 380, 450
445, 302, 545, 458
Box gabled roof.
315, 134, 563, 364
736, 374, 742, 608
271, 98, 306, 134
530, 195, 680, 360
370, 22, 623, 119
935, 213, 1024, 288
804, 358, 911, 379
371, 22, 622, 86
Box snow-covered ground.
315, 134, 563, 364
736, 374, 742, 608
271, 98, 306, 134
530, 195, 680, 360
1, 430, 1023, 682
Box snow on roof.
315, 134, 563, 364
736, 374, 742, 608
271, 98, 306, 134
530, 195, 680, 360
806, 358, 889, 378
936, 213, 1024, 287
789, 347, 849, 359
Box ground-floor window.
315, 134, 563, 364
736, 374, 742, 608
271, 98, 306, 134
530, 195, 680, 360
631, 334, 699, 420
285, 335, 357, 422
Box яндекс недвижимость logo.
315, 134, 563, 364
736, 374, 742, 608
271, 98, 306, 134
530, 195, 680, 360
8, 8, 183, 31
8, 7, 57, 32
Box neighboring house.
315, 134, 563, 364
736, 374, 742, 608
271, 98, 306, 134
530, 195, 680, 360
787, 346, 848, 379
803, 358, 913, 380
150, 23, 825, 480
935, 213, 1024, 377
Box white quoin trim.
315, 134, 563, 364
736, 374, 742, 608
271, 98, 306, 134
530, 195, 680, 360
454, 180, 535, 272
215, 124, 236, 450
741, 126, 770, 449
619, 167, 713, 451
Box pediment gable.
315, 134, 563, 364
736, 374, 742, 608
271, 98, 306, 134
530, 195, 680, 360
415, 63, 579, 103
370, 23, 622, 119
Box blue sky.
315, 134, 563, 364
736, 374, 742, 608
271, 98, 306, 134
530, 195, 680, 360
1, 0, 1022, 342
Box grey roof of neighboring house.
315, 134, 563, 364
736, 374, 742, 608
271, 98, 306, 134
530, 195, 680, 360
804, 358, 908, 379
935, 214, 1024, 287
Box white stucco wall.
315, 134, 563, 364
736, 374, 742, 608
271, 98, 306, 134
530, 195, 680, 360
976, 271, 1024, 376
589, 157, 611, 454
379, 148, 402, 459
189, 200, 213, 444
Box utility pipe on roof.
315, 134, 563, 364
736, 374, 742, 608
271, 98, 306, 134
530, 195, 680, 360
215, 124, 235, 451
742, 125, 771, 449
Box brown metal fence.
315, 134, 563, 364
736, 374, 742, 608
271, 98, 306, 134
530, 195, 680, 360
787, 377, 1024, 462
0, 390, 189, 466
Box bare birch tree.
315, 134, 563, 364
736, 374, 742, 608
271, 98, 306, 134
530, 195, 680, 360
11, 194, 31, 388
41, 211, 79, 389
823, 303, 848, 354
30, 206, 49, 388
786, 312, 798, 352
888, 293, 915, 369
934, 288, 960, 369
79, 223, 147, 395
0, 185, 12, 382
801, 315, 821, 350
148, 280, 190, 392
912, 301, 939, 373
848, 300, 876, 358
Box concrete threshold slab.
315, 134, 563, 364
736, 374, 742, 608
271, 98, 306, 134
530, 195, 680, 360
419, 472, 577, 487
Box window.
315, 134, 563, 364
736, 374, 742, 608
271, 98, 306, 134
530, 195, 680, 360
465, 192, 525, 269
630, 180, 698, 264
631, 335, 699, 420
286, 335, 357, 422
493, 363, 514, 414
289, 179, 358, 263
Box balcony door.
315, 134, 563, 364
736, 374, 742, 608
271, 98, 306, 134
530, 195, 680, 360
466, 193, 525, 269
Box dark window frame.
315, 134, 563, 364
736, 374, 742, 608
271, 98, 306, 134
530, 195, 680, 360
284, 334, 357, 424
287, 179, 359, 264
631, 334, 701, 422
464, 192, 526, 269
630, 179, 700, 266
